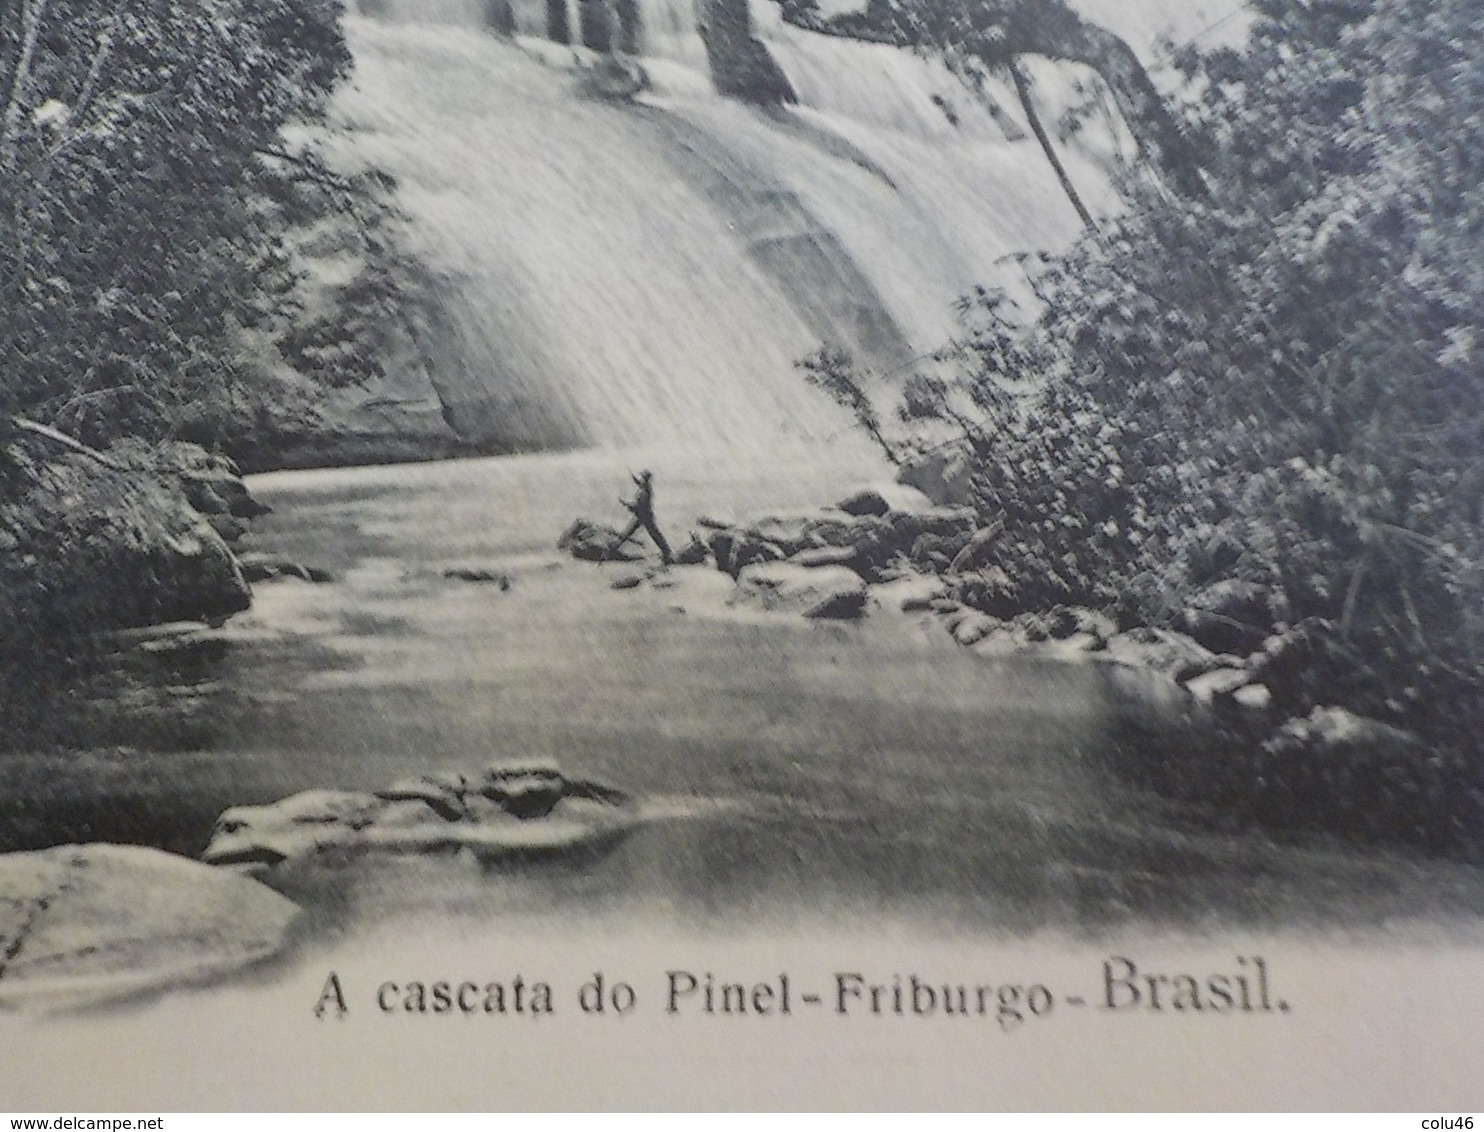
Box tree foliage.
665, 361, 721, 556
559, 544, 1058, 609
864, 0, 1484, 747
0, 0, 398, 453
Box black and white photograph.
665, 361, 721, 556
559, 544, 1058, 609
2, 0, 1482, 1111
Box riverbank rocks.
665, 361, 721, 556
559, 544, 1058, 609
563, 500, 979, 626
558, 517, 644, 562
1101, 627, 1221, 682
835, 488, 890, 517
872, 571, 946, 612
241, 551, 335, 584
0, 436, 252, 645
732, 562, 868, 620
0, 844, 298, 1011
203, 763, 637, 868
705, 506, 977, 582
1262, 706, 1423, 764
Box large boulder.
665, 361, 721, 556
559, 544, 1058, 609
0, 843, 298, 1011
110, 439, 268, 544
203, 763, 637, 867
732, 562, 868, 620
0, 439, 251, 644
1102, 627, 1221, 682
895, 445, 977, 508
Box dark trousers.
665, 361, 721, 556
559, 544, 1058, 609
618, 511, 672, 563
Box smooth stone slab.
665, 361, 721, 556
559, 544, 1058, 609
0, 844, 298, 1011
204, 764, 637, 868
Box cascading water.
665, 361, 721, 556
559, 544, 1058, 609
334, 0, 1225, 460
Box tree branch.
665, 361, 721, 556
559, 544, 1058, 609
0, 0, 52, 173
1007, 58, 1096, 232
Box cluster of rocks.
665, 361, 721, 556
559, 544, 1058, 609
932, 597, 1420, 762
561, 481, 1425, 774
203, 762, 636, 868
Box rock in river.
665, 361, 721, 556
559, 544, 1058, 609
0, 844, 298, 1011
732, 562, 868, 620
203, 763, 637, 868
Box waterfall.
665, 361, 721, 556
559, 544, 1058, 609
350, 0, 495, 26
335, 1, 1228, 459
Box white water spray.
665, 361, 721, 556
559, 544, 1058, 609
333, 0, 1226, 461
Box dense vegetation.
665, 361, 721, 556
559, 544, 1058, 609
813, 1, 1484, 774
0, 0, 404, 462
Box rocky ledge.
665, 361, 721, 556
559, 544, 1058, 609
204, 762, 636, 868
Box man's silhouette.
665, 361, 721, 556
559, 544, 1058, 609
613, 469, 672, 564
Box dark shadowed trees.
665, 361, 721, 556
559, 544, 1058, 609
0, 0, 396, 453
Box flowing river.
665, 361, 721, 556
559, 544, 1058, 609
7, 444, 1484, 942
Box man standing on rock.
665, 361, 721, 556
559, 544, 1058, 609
614, 469, 672, 565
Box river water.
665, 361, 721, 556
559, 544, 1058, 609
7, 446, 1484, 942
4, 6, 1481, 948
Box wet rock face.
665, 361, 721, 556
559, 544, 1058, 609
896, 446, 977, 509
558, 517, 644, 563
0, 844, 298, 1012
703, 507, 976, 582
203, 763, 635, 868
697, 0, 797, 105
0, 441, 251, 644
732, 562, 868, 620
